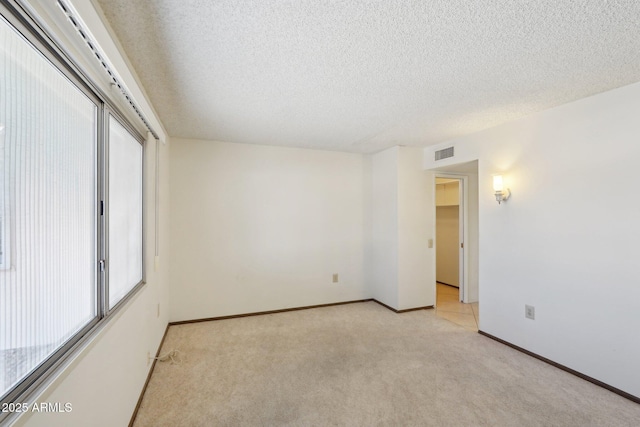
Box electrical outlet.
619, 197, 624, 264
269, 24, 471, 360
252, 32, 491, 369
332, 273, 339, 283
525, 305, 535, 320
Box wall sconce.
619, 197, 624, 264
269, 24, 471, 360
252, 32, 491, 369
493, 175, 511, 204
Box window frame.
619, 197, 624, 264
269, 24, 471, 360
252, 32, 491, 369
0, 1, 146, 418
103, 108, 146, 315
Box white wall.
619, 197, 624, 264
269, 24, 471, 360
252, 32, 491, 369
466, 172, 479, 303
362, 155, 373, 305
424, 82, 640, 398
369, 147, 399, 307
397, 147, 434, 310
16, 136, 171, 427
169, 139, 367, 321
369, 146, 435, 310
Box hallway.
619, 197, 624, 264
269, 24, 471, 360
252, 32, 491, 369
435, 282, 479, 331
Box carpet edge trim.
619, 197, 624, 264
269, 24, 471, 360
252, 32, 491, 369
169, 299, 374, 325
477, 330, 640, 405
128, 323, 171, 427
169, 299, 434, 326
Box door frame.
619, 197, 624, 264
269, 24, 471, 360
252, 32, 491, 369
435, 174, 469, 303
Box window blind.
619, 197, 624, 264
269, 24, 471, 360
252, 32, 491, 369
0, 16, 97, 398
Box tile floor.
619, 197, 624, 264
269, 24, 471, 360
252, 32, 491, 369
435, 282, 479, 331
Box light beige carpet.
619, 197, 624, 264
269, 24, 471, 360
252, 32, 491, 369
133, 302, 640, 426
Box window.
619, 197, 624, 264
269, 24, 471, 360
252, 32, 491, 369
0, 5, 145, 413
0, 123, 7, 271
107, 115, 144, 309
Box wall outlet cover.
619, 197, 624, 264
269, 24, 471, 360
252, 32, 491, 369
525, 305, 535, 320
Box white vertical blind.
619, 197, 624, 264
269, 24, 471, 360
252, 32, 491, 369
108, 116, 143, 309
0, 17, 97, 398
0, 124, 6, 270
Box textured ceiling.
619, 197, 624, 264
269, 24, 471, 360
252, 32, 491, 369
95, 0, 640, 153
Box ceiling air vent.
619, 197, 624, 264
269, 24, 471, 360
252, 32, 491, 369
435, 146, 454, 161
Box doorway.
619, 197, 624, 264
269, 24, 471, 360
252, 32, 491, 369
431, 161, 479, 330
435, 177, 461, 299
